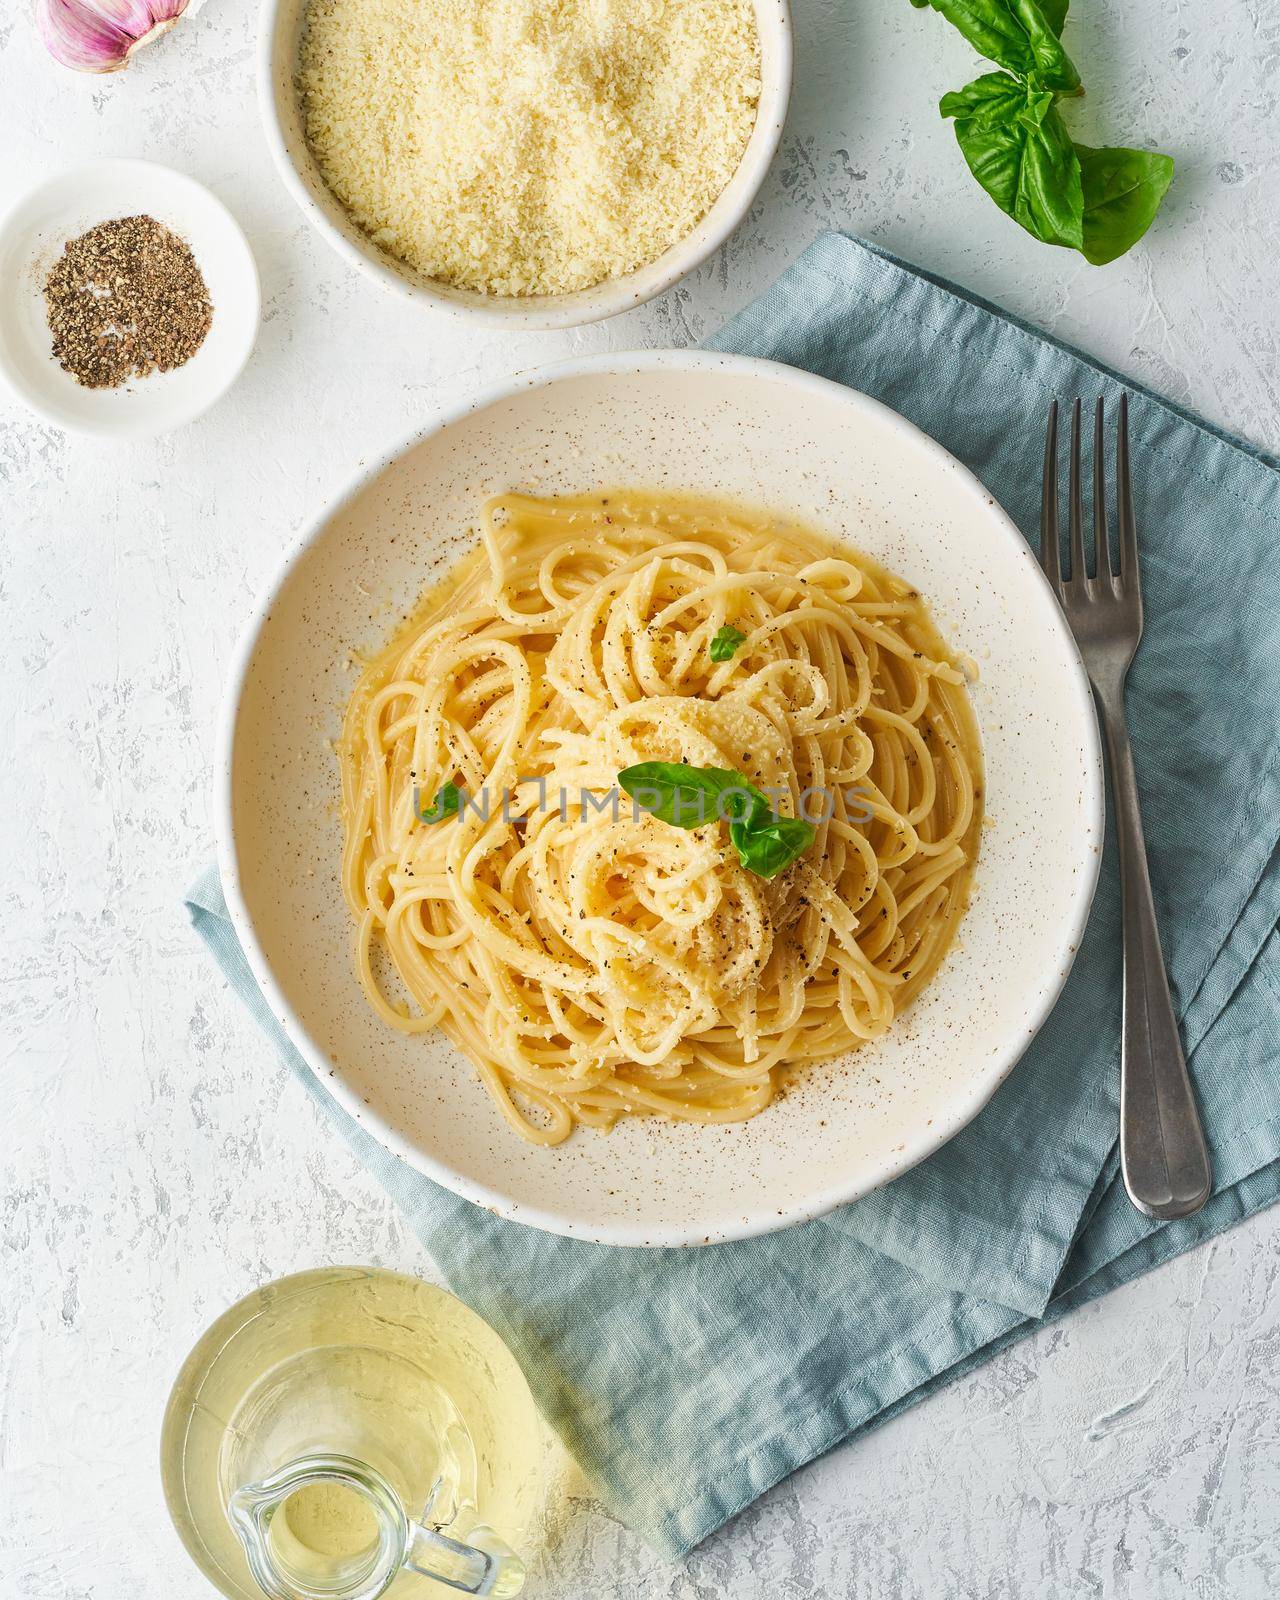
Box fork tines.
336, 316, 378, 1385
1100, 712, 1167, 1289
1041, 394, 1138, 597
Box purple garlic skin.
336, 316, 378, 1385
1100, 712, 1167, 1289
37, 0, 191, 73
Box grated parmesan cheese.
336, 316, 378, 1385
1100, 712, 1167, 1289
297, 0, 762, 297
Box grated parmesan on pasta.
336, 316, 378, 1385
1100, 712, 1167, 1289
297, 0, 761, 297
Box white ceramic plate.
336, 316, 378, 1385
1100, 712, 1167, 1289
0, 159, 259, 439
259, 0, 792, 329
219, 352, 1104, 1246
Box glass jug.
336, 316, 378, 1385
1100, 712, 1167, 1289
161, 1268, 549, 1600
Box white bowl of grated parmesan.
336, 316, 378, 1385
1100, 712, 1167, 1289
259, 0, 791, 328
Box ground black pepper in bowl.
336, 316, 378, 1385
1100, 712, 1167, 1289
44, 214, 213, 390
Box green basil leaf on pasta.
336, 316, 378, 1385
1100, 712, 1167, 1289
619, 762, 816, 879
729, 813, 817, 880
618, 763, 752, 829
709, 624, 747, 662
1077, 144, 1175, 264
420, 781, 464, 823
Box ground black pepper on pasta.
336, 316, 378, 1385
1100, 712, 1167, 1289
340, 489, 983, 1145
43, 215, 212, 390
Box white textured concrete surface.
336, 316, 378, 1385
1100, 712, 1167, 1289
3, 1, 1279, 1595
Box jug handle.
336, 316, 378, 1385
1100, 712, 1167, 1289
406, 1521, 525, 1598
227, 1456, 525, 1600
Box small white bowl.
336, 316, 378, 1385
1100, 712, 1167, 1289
0, 159, 260, 439
259, 0, 792, 329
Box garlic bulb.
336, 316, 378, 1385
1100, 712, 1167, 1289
37, 0, 192, 74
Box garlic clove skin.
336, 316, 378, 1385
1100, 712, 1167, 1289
37, 0, 191, 74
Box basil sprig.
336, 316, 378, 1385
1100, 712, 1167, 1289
618, 762, 816, 880
912, 0, 1173, 263
419, 781, 464, 823
709, 625, 747, 663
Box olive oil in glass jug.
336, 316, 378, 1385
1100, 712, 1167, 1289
161, 1268, 550, 1600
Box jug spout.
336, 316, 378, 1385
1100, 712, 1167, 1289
227, 1454, 524, 1600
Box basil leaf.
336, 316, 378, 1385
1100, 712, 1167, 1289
1076, 144, 1175, 265
1005, 0, 1078, 87
618, 762, 816, 879
709, 624, 747, 663
939, 69, 1027, 126
942, 74, 1084, 250
419, 781, 463, 823
729, 813, 817, 880
618, 763, 751, 829
917, 0, 1079, 92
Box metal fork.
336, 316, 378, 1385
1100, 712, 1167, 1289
1042, 396, 1211, 1219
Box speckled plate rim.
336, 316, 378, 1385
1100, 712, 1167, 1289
257, 0, 793, 329
216, 349, 1105, 1247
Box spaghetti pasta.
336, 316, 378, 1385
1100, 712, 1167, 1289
339, 492, 982, 1144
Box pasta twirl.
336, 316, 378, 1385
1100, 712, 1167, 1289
339, 492, 983, 1144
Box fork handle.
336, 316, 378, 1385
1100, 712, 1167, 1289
1098, 692, 1212, 1218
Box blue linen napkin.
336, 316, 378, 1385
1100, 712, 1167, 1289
186, 234, 1280, 1560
